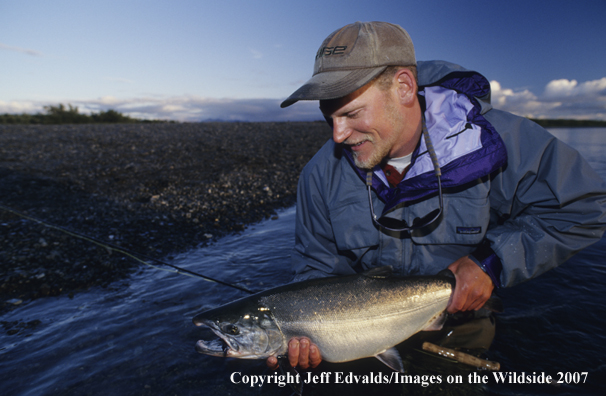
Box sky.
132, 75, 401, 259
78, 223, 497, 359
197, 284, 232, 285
1, 0, 605, 122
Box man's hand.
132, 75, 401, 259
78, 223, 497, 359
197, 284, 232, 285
266, 337, 322, 370
447, 256, 494, 313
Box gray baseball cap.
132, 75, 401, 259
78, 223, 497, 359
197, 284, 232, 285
281, 21, 416, 108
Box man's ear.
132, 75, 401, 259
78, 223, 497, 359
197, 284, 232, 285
394, 68, 417, 105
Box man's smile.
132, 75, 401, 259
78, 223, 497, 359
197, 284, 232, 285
346, 138, 371, 150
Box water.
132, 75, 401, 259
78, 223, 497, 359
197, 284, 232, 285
1, 128, 605, 395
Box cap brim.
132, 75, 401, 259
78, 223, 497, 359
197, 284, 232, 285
280, 66, 387, 108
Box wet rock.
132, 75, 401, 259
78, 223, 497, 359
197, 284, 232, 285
0, 122, 332, 311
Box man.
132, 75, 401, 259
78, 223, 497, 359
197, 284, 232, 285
267, 21, 606, 370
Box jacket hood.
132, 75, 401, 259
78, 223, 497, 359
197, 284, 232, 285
418, 60, 493, 112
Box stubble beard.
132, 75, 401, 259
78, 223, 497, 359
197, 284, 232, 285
350, 117, 401, 170
350, 137, 392, 170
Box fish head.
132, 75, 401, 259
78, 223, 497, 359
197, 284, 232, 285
193, 298, 285, 359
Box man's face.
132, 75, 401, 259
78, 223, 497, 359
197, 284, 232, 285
320, 81, 415, 170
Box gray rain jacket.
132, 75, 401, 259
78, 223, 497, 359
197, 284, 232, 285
292, 60, 606, 288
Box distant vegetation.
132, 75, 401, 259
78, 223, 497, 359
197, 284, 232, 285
2, 104, 605, 127
529, 118, 606, 128
0, 104, 169, 124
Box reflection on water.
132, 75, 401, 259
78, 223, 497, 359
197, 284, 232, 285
1, 129, 605, 395
548, 128, 606, 171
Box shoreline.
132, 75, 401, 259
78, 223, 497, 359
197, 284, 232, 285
0, 122, 332, 312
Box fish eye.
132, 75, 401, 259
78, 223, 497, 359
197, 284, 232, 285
224, 324, 239, 335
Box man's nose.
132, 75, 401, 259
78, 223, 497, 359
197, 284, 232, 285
332, 118, 353, 143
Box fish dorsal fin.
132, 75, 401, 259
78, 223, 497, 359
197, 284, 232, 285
375, 347, 404, 373
362, 265, 393, 278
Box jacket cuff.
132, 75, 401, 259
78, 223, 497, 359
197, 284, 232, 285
469, 240, 502, 288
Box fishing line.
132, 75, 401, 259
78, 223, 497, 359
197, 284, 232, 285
0, 203, 255, 294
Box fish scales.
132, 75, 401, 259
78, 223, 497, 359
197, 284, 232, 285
259, 275, 452, 362
193, 268, 455, 370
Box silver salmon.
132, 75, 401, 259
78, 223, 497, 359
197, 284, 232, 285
192, 267, 454, 372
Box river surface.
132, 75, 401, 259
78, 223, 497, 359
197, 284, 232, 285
1, 128, 605, 395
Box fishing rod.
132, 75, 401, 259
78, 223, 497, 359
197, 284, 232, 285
0, 203, 256, 294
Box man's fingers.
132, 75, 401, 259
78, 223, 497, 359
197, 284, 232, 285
288, 338, 300, 368
267, 337, 322, 370
449, 283, 490, 313
309, 344, 322, 369
298, 338, 310, 369
266, 355, 279, 370
467, 288, 489, 311
447, 293, 464, 314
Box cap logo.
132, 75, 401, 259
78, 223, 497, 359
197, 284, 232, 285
315, 45, 348, 59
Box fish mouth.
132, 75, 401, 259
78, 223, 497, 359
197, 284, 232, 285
195, 338, 231, 357
194, 320, 239, 357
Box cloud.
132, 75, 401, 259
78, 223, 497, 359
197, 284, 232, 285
490, 81, 537, 108
0, 100, 42, 114
0, 42, 43, 56
3, 76, 604, 122
543, 78, 606, 100
490, 78, 606, 120
490, 81, 559, 117
0, 96, 324, 122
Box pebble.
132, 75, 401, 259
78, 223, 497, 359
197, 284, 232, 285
0, 122, 332, 309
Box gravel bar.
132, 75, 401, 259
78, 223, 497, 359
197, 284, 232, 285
0, 122, 332, 313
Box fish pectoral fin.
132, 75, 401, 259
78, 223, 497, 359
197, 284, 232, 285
375, 347, 404, 373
